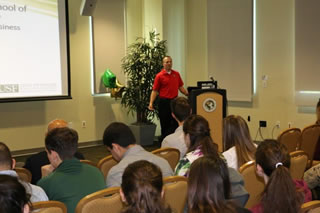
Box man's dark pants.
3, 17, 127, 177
158, 98, 178, 143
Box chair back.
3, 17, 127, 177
152, 148, 180, 170
300, 124, 320, 167
80, 160, 97, 167
97, 155, 118, 178
301, 200, 320, 213
75, 187, 122, 213
32, 201, 67, 213
15, 167, 32, 183
239, 160, 265, 209
290, 151, 308, 180
163, 176, 188, 213
278, 128, 301, 153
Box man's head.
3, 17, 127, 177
45, 127, 78, 166
171, 97, 191, 123
162, 56, 172, 71
103, 122, 136, 161
47, 119, 68, 135
0, 142, 15, 170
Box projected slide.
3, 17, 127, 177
0, 0, 69, 101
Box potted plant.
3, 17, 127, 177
121, 31, 167, 145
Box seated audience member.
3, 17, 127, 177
24, 119, 84, 184
161, 97, 191, 159
103, 122, 173, 188
251, 139, 311, 213
120, 160, 171, 213
188, 156, 251, 213
175, 115, 249, 206
222, 115, 256, 170
174, 114, 221, 177
37, 127, 105, 213
0, 142, 48, 203
0, 174, 31, 213
304, 164, 320, 198
312, 99, 320, 160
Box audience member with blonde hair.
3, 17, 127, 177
120, 160, 171, 213
222, 115, 256, 170
188, 156, 250, 213
251, 139, 311, 213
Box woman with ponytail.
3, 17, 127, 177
175, 115, 250, 206
174, 114, 220, 177
120, 160, 171, 213
251, 139, 311, 213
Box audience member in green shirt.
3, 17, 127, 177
37, 127, 105, 213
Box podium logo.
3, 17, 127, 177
203, 98, 216, 112
0, 84, 19, 93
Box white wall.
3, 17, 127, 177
184, 0, 317, 140
229, 0, 316, 139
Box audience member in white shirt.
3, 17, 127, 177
0, 142, 48, 203
161, 97, 191, 159
222, 115, 257, 170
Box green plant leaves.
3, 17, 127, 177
121, 31, 167, 123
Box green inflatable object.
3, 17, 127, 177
102, 69, 116, 88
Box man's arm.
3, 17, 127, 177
41, 164, 55, 178
179, 86, 188, 96
106, 167, 122, 188
148, 90, 158, 110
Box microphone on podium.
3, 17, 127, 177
209, 76, 218, 89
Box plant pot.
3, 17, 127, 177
129, 123, 156, 146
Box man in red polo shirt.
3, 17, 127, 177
148, 56, 188, 143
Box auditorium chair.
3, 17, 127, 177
290, 150, 308, 180
97, 155, 117, 179
75, 187, 122, 213
32, 201, 67, 213
15, 167, 32, 183
152, 147, 180, 170
239, 160, 265, 208
278, 128, 301, 153
163, 176, 188, 213
301, 200, 320, 213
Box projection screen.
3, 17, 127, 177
0, 0, 70, 102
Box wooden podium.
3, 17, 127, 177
188, 87, 227, 152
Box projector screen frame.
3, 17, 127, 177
0, 0, 72, 103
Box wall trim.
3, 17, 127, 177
12, 140, 103, 157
